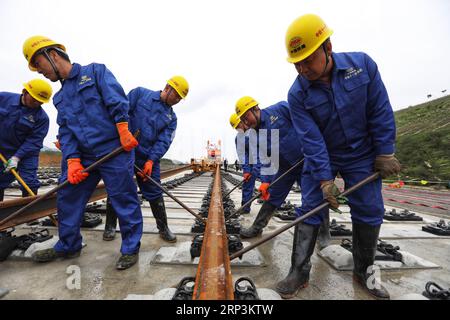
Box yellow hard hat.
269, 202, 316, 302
167, 75, 189, 99
235, 96, 258, 118
23, 79, 53, 103
229, 113, 241, 129
285, 14, 333, 63
23, 35, 66, 71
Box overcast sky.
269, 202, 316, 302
1, 0, 449, 163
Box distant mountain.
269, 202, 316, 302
395, 95, 450, 181
41, 146, 60, 152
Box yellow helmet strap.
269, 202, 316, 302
162, 85, 173, 106
253, 108, 261, 129
301, 39, 331, 81
36, 47, 63, 83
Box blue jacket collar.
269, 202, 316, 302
332, 52, 352, 71
66, 63, 81, 80
297, 52, 351, 89
259, 109, 268, 129
14, 94, 23, 107
152, 90, 162, 102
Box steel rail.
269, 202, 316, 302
192, 165, 234, 300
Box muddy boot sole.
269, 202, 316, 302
352, 274, 390, 300
32, 249, 81, 263
103, 230, 116, 241
116, 254, 139, 270
276, 282, 308, 299
240, 228, 262, 239
160, 233, 177, 243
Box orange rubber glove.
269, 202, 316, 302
137, 160, 154, 181
53, 140, 61, 150
116, 122, 138, 151
259, 182, 270, 201
67, 158, 89, 184
243, 173, 252, 182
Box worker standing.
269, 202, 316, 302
234, 159, 240, 172
279, 14, 401, 299
234, 97, 316, 238
23, 36, 143, 270
0, 79, 51, 201
102, 77, 189, 243
229, 113, 260, 214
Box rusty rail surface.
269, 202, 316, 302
192, 165, 234, 300
0, 164, 193, 231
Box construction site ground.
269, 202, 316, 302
0, 170, 449, 300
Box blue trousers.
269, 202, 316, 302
267, 162, 303, 208
54, 151, 143, 254
298, 160, 384, 226
241, 167, 260, 213
0, 154, 40, 192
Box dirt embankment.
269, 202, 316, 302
39, 151, 62, 168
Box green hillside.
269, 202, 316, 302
395, 95, 450, 181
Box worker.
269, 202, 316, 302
229, 112, 260, 214
278, 14, 401, 299
234, 159, 240, 172
235, 97, 315, 238
23, 35, 143, 270
102, 76, 189, 243
0, 79, 51, 201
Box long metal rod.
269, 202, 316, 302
0, 152, 59, 226
0, 144, 128, 228
0, 164, 193, 231
226, 158, 304, 221
193, 165, 234, 300
224, 179, 245, 198
230, 172, 380, 260
134, 164, 206, 224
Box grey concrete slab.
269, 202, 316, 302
392, 293, 429, 300
151, 241, 266, 267
318, 244, 441, 271
92, 223, 194, 235
379, 224, 450, 239
0, 288, 10, 299
8, 237, 87, 261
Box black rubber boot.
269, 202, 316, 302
150, 197, 177, 243
317, 210, 331, 250
352, 222, 390, 300
103, 198, 117, 241
240, 202, 277, 238
0, 189, 4, 202
32, 248, 81, 263
116, 253, 139, 270
21, 189, 38, 197
276, 223, 319, 299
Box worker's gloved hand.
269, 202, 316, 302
259, 182, 270, 201
4, 156, 20, 173
243, 173, 252, 182
137, 160, 154, 181
374, 154, 401, 178
67, 158, 89, 184
53, 140, 61, 150
116, 122, 138, 151
320, 180, 340, 210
